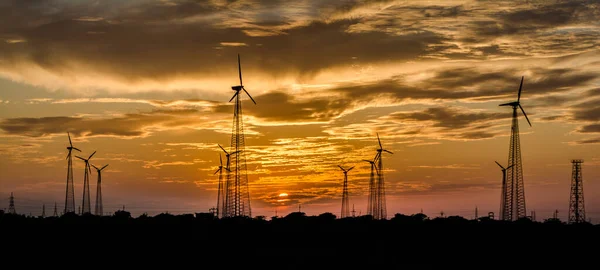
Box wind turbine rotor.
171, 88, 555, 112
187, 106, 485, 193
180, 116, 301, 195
494, 161, 505, 170
519, 104, 532, 127
238, 53, 243, 86
218, 144, 229, 155
242, 87, 257, 105
517, 76, 524, 102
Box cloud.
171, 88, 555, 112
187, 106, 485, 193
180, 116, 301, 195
388, 107, 511, 130
0, 109, 214, 138
577, 124, 600, 133
572, 137, 600, 145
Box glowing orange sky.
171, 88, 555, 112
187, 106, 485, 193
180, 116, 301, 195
0, 0, 599, 221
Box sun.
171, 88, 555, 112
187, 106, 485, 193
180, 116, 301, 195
278, 193, 288, 197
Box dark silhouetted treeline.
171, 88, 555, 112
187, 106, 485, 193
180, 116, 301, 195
2, 211, 598, 267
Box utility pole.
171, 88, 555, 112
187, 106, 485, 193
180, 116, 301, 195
53, 202, 58, 217
351, 204, 356, 217
475, 206, 478, 220
41, 204, 45, 218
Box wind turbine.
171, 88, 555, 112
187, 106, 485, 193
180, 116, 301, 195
499, 76, 531, 220
226, 54, 256, 218
373, 133, 393, 220
363, 154, 378, 217
76, 151, 96, 215
338, 165, 355, 219
92, 164, 108, 216
214, 153, 231, 219
64, 132, 81, 214
495, 161, 514, 221
218, 144, 240, 217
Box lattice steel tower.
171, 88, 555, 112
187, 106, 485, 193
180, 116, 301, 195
568, 159, 585, 223
373, 133, 393, 220
64, 132, 80, 214
93, 164, 108, 216
499, 76, 531, 221
338, 165, 354, 218
225, 54, 256, 217
363, 155, 377, 217
76, 151, 96, 214
8, 192, 16, 214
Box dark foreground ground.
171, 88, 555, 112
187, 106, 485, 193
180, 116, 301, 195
2, 211, 599, 267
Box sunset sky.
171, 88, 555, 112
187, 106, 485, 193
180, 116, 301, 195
1, 0, 599, 221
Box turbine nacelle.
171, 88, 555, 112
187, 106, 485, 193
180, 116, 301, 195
499, 76, 532, 127
229, 54, 257, 105
338, 165, 355, 174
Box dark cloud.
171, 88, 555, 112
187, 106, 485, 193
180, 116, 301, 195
214, 91, 353, 122
573, 137, 600, 144
572, 99, 600, 122
389, 107, 511, 130
0, 1, 446, 80
336, 67, 597, 102
0, 109, 200, 137
586, 88, 600, 97
577, 124, 600, 133
474, 1, 597, 37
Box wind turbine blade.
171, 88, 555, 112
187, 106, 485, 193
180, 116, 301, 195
231, 150, 241, 155
229, 92, 239, 102
73, 147, 82, 152
88, 151, 96, 159
377, 133, 382, 149
101, 164, 109, 170
517, 76, 524, 102
66, 150, 71, 160
384, 150, 394, 154
75, 156, 86, 161
519, 104, 532, 127
494, 161, 505, 170
348, 166, 355, 171
362, 159, 372, 163
506, 164, 515, 170
214, 168, 221, 175
68, 132, 72, 147
238, 54, 242, 86
498, 102, 514, 106
218, 144, 228, 154
243, 87, 256, 105
92, 164, 99, 170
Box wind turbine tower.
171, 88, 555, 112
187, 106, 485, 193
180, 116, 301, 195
218, 144, 239, 218
374, 133, 393, 220
363, 155, 378, 217
92, 164, 108, 216
225, 54, 256, 217
499, 76, 532, 221
64, 132, 81, 214
76, 151, 96, 214
495, 161, 514, 221
338, 165, 354, 218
